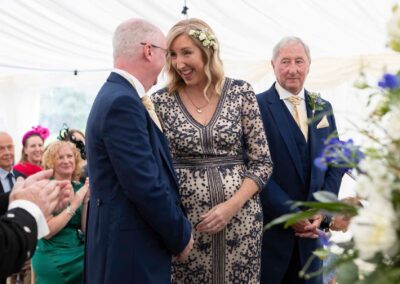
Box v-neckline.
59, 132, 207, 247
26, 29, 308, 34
175, 79, 229, 128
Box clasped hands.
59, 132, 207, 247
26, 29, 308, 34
291, 213, 323, 238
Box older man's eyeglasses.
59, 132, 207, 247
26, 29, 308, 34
140, 42, 168, 56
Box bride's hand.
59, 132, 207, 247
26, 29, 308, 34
196, 200, 241, 234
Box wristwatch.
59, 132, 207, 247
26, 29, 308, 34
320, 215, 332, 232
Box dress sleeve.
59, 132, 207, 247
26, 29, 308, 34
240, 81, 273, 190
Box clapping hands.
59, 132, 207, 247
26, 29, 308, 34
10, 169, 71, 218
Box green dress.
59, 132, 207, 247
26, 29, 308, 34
32, 182, 85, 284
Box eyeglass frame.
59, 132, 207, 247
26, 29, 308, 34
140, 42, 168, 56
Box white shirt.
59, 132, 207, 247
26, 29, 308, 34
112, 68, 146, 98
0, 168, 15, 193
275, 82, 307, 118
8, 199, 49, 239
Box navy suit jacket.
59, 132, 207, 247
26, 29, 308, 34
257, 84, 344, 284
0, 170, 25, 195
0, 170, 37, 283
85, 72, 192, 284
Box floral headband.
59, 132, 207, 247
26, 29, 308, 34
188, 29, 217, 49
22, 125, 50, 146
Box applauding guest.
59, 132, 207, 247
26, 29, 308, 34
31, 141, 89, 284
14, 126, 49, 177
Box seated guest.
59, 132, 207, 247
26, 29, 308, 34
31, 141, 89, 284
14, 126, 49, 177
0, 131, 26, 194
58, 125, 87, 182
11, 126, 49, 284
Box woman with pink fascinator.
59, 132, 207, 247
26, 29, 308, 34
13, 125, 49, 177
9, 126, 49, 284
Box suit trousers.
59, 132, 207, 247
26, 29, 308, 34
282, 239, 305, 284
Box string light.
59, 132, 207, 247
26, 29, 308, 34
0, 63, 110, 75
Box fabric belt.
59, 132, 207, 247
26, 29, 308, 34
173, 155, 243, 169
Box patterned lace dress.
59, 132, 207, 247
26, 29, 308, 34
152, 78, 273, 283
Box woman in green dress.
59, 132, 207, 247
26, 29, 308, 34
32, 141, 89, 284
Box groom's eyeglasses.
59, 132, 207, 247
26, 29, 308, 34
140, 42, 168, 57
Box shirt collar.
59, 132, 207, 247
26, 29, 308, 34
0, 167, 12, 179
275, 81, 305, 101
112, 68, 146, 98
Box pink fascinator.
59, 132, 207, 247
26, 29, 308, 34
22, 125, 50, 146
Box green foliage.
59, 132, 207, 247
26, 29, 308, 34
263, 200, 358, 231
336, 261, 359, 284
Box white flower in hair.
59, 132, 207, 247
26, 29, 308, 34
199, 32, 207, 41
188, 29, 217, 49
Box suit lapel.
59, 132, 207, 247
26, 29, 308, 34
305, 92, 319, 163
109, 72, 179, 188
306, 92, 325, 198
267, 87, 305, 183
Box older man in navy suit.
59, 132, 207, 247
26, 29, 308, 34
85, 19, 193, 284
257, 37, 344, 284
0, 132, 26, 194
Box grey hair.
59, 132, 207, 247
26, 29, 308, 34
272, 36, 311, 62
112, 19, 161, 60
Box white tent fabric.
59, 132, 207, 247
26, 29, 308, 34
0, 0, 399, 196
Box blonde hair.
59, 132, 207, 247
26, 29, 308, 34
42, 141, 82, 181
165, 18, 225, 97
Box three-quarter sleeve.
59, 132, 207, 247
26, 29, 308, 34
240, 81, 273, 190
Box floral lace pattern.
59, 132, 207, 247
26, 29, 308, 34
152, 78, 273, 283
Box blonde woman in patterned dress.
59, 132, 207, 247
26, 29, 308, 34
153, 18, 273, 283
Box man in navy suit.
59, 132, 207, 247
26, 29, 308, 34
0, 132, 25, 194
85, 18, 193, 284
257, 37, 344, 284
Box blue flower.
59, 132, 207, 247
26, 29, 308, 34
317, 229, 331, 247
314, 136, 364, 172
314, 157, 328, 171
378, 73, 400, 89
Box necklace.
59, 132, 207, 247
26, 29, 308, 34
182, 89, 213, 113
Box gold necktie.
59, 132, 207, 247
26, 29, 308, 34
141, 95, 163, 132
286, 95, 308, 140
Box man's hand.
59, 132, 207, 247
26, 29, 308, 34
175, 234, 194, 261
292, 214, 323, 238
9, 169, 71, 218
329, 215, 350, 232
22, 169, 54, 187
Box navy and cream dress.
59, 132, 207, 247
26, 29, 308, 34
153, 78, 273, 283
